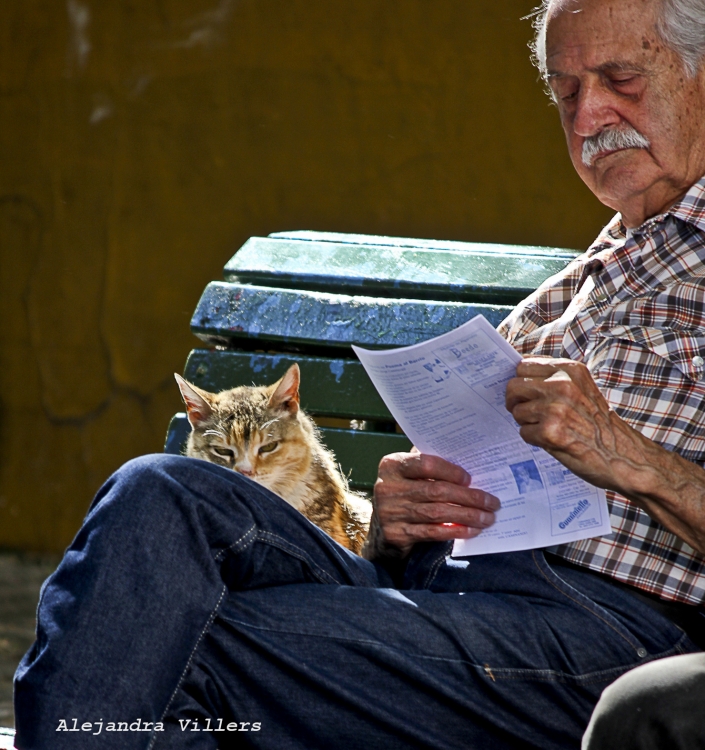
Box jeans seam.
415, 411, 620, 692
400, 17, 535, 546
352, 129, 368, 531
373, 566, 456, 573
213, 615, 693, 685
475, 663, 643, 685
149, 584, 228, 750
532, 550, 644, 653
477, 633, 692, 683
257, 530, 341, 584
213, 524, 258, 561
422, 548, 450, 589
212, 614, 498, 666
213, 527, 341, 586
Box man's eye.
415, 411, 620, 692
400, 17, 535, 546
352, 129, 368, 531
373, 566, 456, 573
259, 442, 279, 454
211, 447, 234, 458
551, 84, 578, 103
611, 76, 640, 92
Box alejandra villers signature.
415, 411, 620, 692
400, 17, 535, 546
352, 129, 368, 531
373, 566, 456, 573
56, 718, 262, 735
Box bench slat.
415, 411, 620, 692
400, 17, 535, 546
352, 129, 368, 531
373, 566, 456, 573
164, 414, 411, 490
191, 282, 513, 349
270, 230, 578, 258
320, 427, 412, 488
225, 237, 576, 305
184, 350, 393, 420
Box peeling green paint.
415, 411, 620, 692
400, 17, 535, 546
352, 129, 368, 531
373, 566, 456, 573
191, 282, 513, 349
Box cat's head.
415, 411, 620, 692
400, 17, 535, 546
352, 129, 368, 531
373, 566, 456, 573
174, 364, 316, 499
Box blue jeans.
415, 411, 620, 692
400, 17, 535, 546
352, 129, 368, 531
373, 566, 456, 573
14, 455, 698, 750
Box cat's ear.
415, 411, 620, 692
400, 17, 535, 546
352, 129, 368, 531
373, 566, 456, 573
268, 363, 300, 414
174, 374, 213, 428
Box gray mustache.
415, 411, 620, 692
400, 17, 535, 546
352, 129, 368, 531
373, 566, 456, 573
582, 127, 650, 166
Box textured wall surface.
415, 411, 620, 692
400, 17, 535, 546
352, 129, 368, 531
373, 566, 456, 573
0, 0, 613, 552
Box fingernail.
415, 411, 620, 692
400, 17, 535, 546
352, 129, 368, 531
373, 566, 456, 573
480, 511, 495, 526
485, 493, 501, 511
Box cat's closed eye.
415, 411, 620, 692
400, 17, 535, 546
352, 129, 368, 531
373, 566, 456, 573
211, 446, 235, 459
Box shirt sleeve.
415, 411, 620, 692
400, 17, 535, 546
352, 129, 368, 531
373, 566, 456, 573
497, 256, 589, 348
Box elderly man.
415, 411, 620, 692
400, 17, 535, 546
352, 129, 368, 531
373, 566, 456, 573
14, 0, 705, 748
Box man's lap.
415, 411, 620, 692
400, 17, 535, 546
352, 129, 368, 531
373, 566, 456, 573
161, 546, 694, 749
13, 455, 699, 750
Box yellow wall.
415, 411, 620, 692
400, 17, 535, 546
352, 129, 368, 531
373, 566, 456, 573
0, 0, 613, 552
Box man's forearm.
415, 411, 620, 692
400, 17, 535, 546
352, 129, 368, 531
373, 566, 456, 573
610, 419, 705, 554
537, 398, 705, 554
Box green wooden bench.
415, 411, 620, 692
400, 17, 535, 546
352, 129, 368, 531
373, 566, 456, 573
164, 230, 578, 490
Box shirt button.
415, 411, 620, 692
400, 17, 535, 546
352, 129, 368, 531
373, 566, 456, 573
693, 356, 704, 368
637, 647, 648, 658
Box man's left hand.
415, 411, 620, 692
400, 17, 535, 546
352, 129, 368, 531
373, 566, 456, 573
506, 357, 646, 494
505, 356, 705, 553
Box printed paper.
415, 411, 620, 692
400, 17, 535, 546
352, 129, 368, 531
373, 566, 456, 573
352, 315, 611, 556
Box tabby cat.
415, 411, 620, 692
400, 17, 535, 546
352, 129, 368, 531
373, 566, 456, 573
175, 364, 371, 553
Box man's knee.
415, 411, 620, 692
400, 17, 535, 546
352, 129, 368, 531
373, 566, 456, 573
91, 453, 194, 509
112, 452, 205, 486
84, 453, 235, 532
583, 653, 705, 750
87, 453, 270, 539
97, 453, 244, 506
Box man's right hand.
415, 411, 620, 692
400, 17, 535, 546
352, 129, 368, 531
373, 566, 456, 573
361, 451, 500, 562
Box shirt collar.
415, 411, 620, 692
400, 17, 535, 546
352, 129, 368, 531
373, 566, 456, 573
668, 174, 705, 233
584, 174, 705, 270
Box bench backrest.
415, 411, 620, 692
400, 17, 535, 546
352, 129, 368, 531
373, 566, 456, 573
165, 231, 578, 489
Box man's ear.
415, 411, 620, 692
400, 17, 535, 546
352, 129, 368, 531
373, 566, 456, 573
268, 364, 300, 415
174, 374, 213, 428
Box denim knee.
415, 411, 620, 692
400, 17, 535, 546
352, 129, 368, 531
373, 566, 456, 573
87, 453, 245, 522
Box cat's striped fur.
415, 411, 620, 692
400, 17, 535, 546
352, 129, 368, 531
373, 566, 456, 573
175, 364, 371, 553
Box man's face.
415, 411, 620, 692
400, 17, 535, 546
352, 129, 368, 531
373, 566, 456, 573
545, 0, 705, 226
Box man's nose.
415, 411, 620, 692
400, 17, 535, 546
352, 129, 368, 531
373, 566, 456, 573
572, 80, 621, 137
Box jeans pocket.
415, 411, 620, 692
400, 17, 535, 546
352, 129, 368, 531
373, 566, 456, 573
535, 550, 694, 661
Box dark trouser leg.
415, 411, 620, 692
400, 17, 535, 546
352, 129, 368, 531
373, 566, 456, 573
14, 454, 700, 750
160, 546, 698, 750
14, 455, 387, 750
582, 652, 705, 750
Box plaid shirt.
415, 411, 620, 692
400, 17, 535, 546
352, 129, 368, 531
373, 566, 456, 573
498, 175, 705, 606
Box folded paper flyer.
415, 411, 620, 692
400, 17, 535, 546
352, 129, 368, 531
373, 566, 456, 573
352, 315, 612, 556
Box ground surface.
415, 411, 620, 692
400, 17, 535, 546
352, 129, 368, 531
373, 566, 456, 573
0, 552, 60, 729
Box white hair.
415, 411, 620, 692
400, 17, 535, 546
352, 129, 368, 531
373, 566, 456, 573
530, 0, 705, 79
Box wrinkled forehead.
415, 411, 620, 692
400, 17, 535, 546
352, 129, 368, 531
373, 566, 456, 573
545, 0, 659, 36
546, 0, 658, 19
544, 0, 660, 67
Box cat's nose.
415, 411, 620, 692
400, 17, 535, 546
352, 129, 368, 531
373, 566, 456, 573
238, 468, 254, 477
